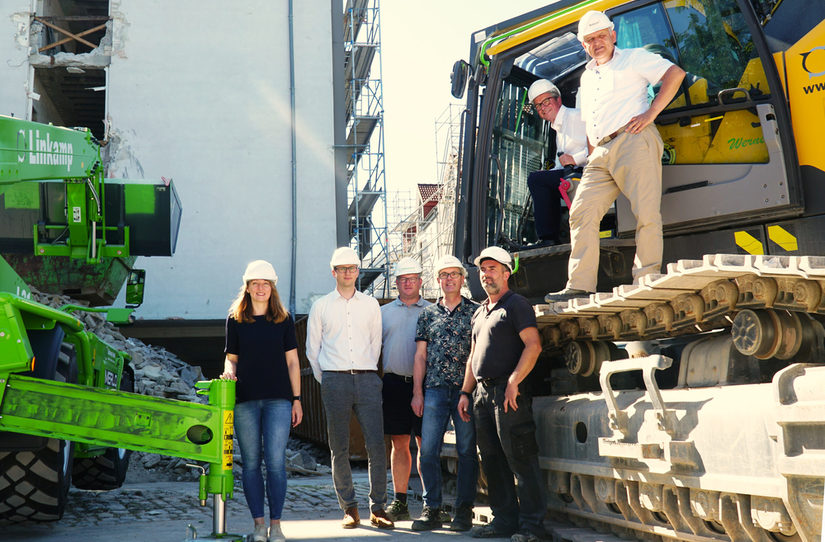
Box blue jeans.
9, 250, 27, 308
234, 399, 292, 520
419, 386, 478, 509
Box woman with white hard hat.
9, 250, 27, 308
221, 260, 302, 542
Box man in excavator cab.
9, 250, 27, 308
524, 79, 587, 248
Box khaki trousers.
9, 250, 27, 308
567, 124, 664, 292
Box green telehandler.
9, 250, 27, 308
0, 115, 241, 540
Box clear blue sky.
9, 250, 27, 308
381, 1, 553, 193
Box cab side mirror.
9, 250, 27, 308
451, 59, 469, 99
125, 269, 146, 308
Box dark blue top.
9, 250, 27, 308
470, 290, 537, 380
225, 314, 298, 403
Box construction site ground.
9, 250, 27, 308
3, 468, 625, 542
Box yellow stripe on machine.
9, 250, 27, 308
485, 0, 628, 59
734, 231, 764, 255
768, 225, 798, 251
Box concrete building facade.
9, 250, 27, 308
1, 0, 346, 320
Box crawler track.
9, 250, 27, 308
536, 253, 825, 346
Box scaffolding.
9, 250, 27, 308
343, 0, 389, 296
382, 104, 464, 299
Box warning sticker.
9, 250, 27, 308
223, 411, 234, 469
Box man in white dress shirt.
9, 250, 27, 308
306, 246, 394, 530
545, 10, 685, 302
525, 79, 588, 247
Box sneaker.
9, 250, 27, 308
385, 499, 410, 521
471, 522, 517, 538
342, 507, 360, 529
411, 505, 443, 531
511, 532, 539, 542
544, 287, 593, 303
449, 505, 473, 531
439, 509, 452, 523
511, 527, 549, 542
369, 508, 395, 530
252, 523, 268, 542
268, 523, 285, 542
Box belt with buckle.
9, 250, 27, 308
326, 369, 378, 375
386, 373, 413, 383
596, 123, 629, 147
477, 376, 507, 387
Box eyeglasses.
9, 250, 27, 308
438, 271, 462, 280
533, 96, 557, 111
334, 265, 359, 274
397, 276, 420, 284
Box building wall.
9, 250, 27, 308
1, 2, 34, 117
101, 0, 339, 318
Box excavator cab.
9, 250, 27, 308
456, 0, 807, 302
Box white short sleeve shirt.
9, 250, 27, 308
579, 47, 673, 146
552, 105, 588, 167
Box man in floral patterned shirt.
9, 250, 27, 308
409, 254, 479, 532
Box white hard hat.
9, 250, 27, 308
243, 260, 278, 285
528, 79, 560, 103
434, 254, 467, 277
394, 257, 423, 276
578, 11, 614, 42
473, 246, 513, 272
330, 246, 361, 270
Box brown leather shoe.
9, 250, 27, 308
342, 507, 360, 529
370, 508, 395, 530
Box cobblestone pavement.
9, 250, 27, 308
3, 471, 478, 542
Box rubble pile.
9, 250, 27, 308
32, 290, 330, 483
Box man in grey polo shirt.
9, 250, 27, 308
380, 257, 431, 521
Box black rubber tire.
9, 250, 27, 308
71, 364, 134, 491
0, 343, 77, 523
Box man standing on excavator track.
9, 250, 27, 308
545, 10, 685, 303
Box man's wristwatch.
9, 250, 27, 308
292, 395, 302, 402
459, 390, 473, 400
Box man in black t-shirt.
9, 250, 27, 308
457, 247, 547, 542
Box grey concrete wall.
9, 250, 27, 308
104, 0, 339, 318
1, 3, 35, 118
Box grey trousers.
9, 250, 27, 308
321, 371, 387, 512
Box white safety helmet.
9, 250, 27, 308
329, 246, 361, 270
434, 254, 467, 277
527, 79, 560, 103
394, 257, 423, 276
577, 10, 614, 42
243, 260, 278, 285
473, 246, 513, 272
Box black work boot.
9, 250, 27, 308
449, 504, 474, 531
411, 505, 443, 531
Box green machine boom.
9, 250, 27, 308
0, 116, 241, 540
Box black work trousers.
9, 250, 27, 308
527, 169, 564, 242
473, 379, 547, 532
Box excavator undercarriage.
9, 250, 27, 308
521, 254, 825, 541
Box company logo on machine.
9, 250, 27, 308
16, 129, 74, 171
727, 136, 764, 150
801, 45, 825, 95
801, 45, 825, 78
